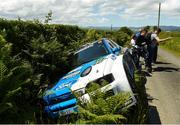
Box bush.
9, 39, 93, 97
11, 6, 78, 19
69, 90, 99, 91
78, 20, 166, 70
0, 19, 86, 123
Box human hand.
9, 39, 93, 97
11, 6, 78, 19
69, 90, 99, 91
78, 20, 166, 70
167, 37, 173, 40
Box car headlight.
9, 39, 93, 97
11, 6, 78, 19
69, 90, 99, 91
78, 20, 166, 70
81, 66, 92, 77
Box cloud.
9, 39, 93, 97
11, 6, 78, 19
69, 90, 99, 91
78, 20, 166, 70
0, 0, 179, 26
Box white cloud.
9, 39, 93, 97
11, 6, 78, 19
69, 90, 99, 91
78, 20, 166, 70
0, 0, 179, 26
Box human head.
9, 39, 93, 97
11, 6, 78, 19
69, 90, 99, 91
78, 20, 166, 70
140, 29, 148, 36
155, 28, 161, 34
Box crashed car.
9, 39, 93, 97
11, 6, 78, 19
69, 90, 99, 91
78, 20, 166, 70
43, 38, 137, 118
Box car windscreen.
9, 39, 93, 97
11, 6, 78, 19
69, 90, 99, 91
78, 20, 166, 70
72, 42, 109, 67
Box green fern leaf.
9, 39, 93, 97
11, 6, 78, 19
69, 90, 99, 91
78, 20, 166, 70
0, 60, 7, 81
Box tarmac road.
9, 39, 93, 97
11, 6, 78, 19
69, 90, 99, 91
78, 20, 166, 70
146, 47, 180, 124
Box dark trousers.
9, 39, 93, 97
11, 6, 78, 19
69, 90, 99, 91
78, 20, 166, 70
147, 45, 153, 64
153, 45, 158, 63
151, 45, 158, 63
132, 46, 151, 70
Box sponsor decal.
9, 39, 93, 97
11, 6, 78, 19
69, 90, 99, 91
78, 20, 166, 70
111, 55, 116, 60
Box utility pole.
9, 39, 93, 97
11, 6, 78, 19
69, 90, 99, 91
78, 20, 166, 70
158, 2, 161, 28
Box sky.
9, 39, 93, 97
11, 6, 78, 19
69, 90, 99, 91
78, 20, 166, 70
0, 0, 180, 27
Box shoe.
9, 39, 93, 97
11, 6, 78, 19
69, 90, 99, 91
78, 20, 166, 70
149, 69, 152, 73
145, 72, 152, 77
146, 67, 152, 73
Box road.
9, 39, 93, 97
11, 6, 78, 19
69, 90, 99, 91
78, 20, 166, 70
146, 47, 180, 124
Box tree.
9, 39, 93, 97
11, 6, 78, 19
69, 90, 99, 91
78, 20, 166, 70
119, 27, 133, 36
111, 31, 130, 46
44, 10, 52, 24
86, 29, 101, 41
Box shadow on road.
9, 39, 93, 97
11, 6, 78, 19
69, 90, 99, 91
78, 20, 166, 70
155, 61, 171, 65
149, 105, 161, 124
153, 61, 180, 72
153, 66, 180, 72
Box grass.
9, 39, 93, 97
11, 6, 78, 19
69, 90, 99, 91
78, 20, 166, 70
159, 32, 180, 57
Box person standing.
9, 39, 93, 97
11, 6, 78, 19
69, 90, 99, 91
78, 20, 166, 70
134, 29, 152, 72
151, 28, 171, 63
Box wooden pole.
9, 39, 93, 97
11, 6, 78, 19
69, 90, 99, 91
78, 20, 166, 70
158, 2, 161, 28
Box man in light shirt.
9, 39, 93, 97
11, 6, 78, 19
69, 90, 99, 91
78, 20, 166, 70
151, 28, 171, 63
130, 34, 136, 47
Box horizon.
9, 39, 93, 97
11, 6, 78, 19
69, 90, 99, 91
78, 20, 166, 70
1, 17, 180, 28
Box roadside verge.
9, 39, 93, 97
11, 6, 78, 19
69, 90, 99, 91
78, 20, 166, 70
158, 47, 180, 68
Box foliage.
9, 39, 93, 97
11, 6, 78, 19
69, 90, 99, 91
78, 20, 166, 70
129, 70, 149, 124
159, 31, 180, 56
0, 35, 39, 123
57, 81, 130, 124
111, 31, 130, 46
144, 26, 150, 31
83, 28, 130, 47
0, 19, 86, 123
44, 10, 52, 24
119, 27, 133, 36
86, 29, 101, 41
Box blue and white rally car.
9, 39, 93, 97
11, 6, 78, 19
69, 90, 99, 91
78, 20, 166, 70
43, 38, 137, 118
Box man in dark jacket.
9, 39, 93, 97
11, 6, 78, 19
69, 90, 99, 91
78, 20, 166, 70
135, 29, 152, 73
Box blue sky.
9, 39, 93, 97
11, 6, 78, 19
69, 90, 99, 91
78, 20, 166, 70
0, 0, 179, 27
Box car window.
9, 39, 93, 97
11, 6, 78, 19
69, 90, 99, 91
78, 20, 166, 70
72, 42, 109, 67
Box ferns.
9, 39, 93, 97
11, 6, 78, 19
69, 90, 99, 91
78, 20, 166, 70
0, 60, 7, 80
57, 81, 131, 124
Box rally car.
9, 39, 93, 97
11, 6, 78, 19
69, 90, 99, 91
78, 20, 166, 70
43, 38, 137, 118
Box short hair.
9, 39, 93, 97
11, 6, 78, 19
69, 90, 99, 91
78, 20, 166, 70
157, 28, 161, 33
140, 28, 148, 33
